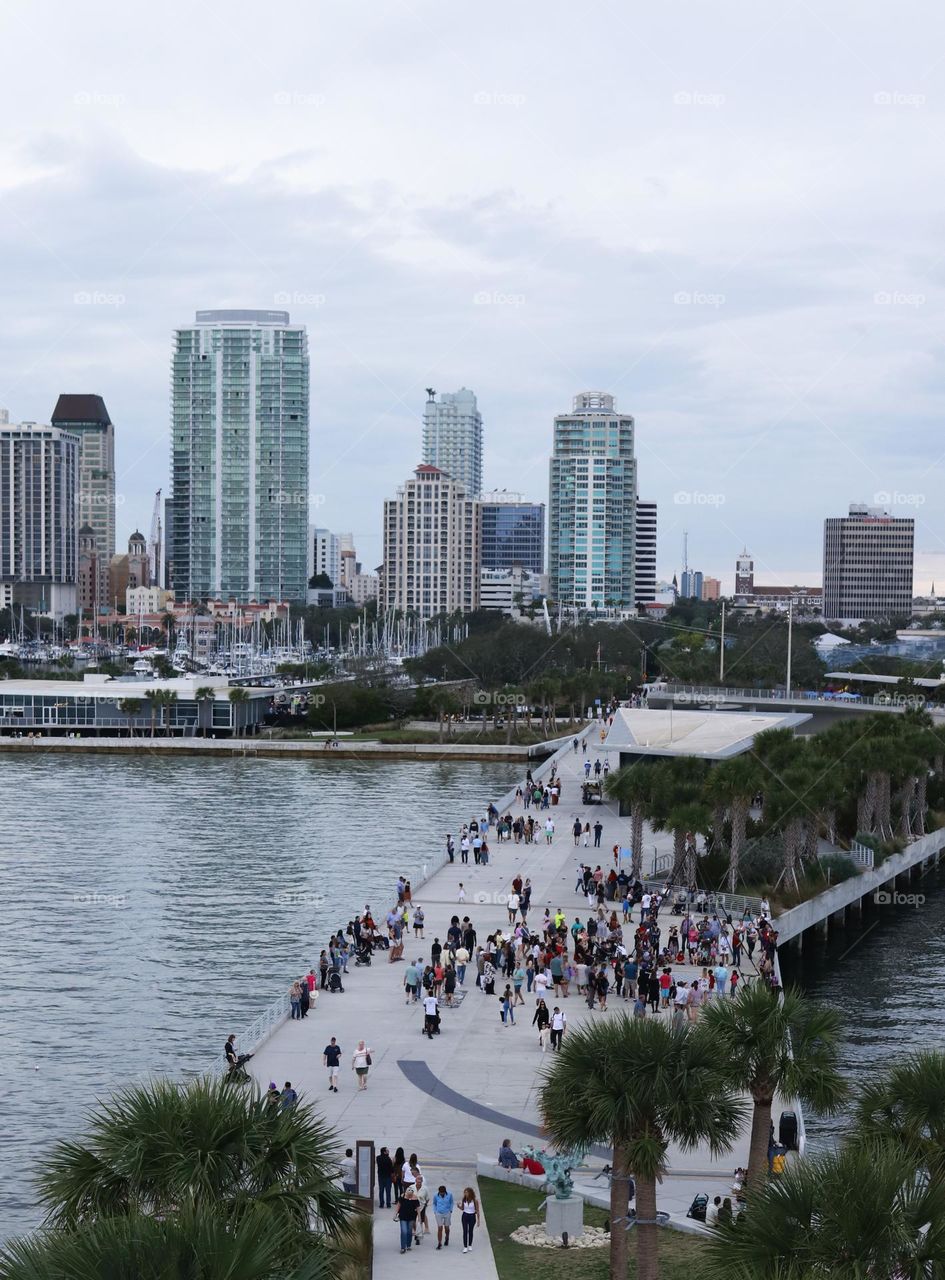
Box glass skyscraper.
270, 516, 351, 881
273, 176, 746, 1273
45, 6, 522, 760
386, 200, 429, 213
479, 492, 545, 573
170, 309, 309, 603
548, 392, 637, 610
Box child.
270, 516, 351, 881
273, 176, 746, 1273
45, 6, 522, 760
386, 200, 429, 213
458, 883, 466, 903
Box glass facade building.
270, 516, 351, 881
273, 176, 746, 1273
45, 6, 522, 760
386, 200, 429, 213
170, 310, 309, 603
50, 394, 115, 611
479, 493, 545, 574
548, 392, 637, 609
421, 387, 482, 497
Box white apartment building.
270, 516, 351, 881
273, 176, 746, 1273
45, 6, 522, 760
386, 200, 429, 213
421, 387, 482, 497
480, 565, 543, 614
349, 572, 378, 605
308, 526, 341, 587
380, 464, 481, 618
634, 500, 657, 605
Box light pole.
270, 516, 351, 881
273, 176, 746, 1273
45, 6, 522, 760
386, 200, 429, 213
719, 600, 726, 682
785, 603, 793, 699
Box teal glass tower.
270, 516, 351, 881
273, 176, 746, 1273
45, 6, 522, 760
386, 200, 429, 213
548, 392, 637, 610
170, 310, 309, 603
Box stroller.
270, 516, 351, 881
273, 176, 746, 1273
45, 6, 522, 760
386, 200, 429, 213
354, 943, 372, 967
686, 1193, 708, 1223
328, 970, 345, 994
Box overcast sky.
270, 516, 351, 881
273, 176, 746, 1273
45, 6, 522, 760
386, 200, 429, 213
1, 0, 943, 592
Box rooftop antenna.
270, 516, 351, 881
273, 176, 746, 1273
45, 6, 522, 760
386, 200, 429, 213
425, 387, 436, 401
682, 530, 689, 577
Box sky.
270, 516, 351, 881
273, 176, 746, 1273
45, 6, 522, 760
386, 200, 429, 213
1, 0, 944, 593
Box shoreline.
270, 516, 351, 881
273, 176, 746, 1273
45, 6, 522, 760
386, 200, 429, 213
0, 735, 570, 763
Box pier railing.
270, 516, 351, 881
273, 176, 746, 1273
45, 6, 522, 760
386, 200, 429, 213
850, 839, 876, 869
193, 990, 291, 1080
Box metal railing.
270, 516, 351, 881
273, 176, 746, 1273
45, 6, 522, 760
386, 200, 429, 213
658, 683, 942, 712
193, 990, 291, 1080
850, 840, 876, 869
640, 879, 768, 920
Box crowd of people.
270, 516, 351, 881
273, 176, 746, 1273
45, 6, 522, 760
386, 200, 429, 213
374, 1149, 481, 1254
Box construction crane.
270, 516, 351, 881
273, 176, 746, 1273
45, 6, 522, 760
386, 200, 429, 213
149, 489, 163, 589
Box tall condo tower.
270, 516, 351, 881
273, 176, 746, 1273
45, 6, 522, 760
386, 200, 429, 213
548, 392, 637, 609
0, 414, 79, 620
50, 394, 115, 612
421, 387, 482, 497
170, 309, 309, 603
633, 500, 657, 604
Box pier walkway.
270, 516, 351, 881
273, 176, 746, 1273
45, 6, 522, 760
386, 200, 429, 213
249, 727, 755, 1272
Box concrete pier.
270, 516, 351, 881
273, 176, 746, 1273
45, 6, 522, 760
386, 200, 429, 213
247, 729, 760, 1275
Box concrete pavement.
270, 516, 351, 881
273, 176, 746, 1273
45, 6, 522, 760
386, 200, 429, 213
250, 727, 758, 1269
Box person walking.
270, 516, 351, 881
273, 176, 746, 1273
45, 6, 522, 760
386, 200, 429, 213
500, 984, 515, 1026
593, 819, 603, 848
323, 1037, 342, 1092
433, 1184, 454, 1249
299, 979, 310, 1018
377, 1146, 394, 1208
533, 997, 550, 1051
289, 980, 302, 1020
446, 833, 455, 863
460, 1187, 481, 1254
572, 818, 582, 846
395, 1187, 420, 1253
507, 890, 519, 924
352, 1040, 372, 1089
550, 1005, 567, 1051
423, 991, 439, 1039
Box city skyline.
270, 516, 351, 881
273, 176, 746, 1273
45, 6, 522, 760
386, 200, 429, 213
1, 3, 943, 593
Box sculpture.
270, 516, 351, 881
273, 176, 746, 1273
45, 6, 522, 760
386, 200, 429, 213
521, 1143, 588, 1200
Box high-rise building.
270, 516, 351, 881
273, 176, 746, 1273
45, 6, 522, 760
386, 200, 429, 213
0, 414, 79, 619
50, 394, 115, 612
308, 527, 340, 587
479, 491, 545, 574
735, 549, 754, 601
170, 309, 309, 603
823, 503, 914, 620
548, 392, 637, 610
634, 500, 657, 605
701, 576, 721, 601
421, 387, 482, 497
680, 569, 703, 600
380, 464, 481, 619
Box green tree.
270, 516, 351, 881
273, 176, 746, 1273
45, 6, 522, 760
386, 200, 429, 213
701, 982, 847, 1192
0, 1206, 336, 1280
28, 1078, 349, 1274
539, 1015, 742, 1280
228, 686, 251, 737
855, 1049, 945, 1177
703, 1143, 945, 1280
194, 686, 216, 737
704, 757, 762, 891
117, 698, 142, 738
606, 764, 654, 880
648, 758, 710, 884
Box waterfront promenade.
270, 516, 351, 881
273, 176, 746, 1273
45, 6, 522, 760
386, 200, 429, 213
249, 728, 756, 1274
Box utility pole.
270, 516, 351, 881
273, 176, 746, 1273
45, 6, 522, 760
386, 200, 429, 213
719, 600, 726, 682
785, 603, 793, 699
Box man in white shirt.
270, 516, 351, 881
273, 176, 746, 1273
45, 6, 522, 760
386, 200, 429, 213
339, 1148, 357, 1194
534, 969, 549, 999
705, 1196, 721, 1226
507, 891, 520, 923
544, 817, 555, 844
550, 1006, 567, 1051
423, 993, 439, 1039
640, 892, 651, 921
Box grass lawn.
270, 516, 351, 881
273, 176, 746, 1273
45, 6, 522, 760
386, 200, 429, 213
479, 1181, 705, 1280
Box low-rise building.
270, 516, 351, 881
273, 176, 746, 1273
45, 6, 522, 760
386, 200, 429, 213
127, 585, 174, 614
479, 565, 544, 614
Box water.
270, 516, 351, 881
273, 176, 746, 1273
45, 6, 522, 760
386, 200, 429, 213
0, 753, 517, 1240
781, 864, 945, 1150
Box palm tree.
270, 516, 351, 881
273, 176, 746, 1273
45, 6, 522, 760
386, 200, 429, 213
703, 1143, 945, 1279
704, 757, 762, 891
117, 698, 142, 739
606, 764, 654, 880
648, 758, 710, 884
144, 688, 160, 738
701, 982, 847, 1192
194, 686, 215, 738
157, 688, 178, 737
36, 1077, 348, 1241
855, 1049, 945, 1177
229, 686, 251, 737
539, 1014, 743, 1280
0, 1205, 336, 1280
